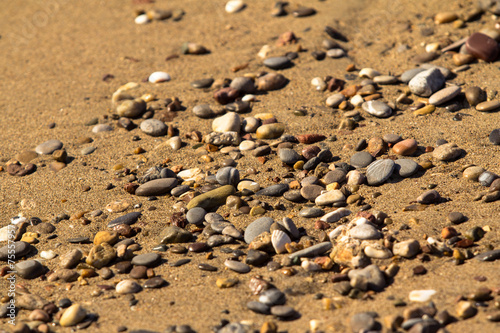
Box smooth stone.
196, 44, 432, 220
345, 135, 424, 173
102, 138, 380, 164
191, 78, 214, 89
364, 244, 393, 259
193, 104, 215, 119
393, 139, 418, 156
107, 212, 141, 228
489, 129, 500, 145
349, 224, 381, 240
15, 260, 44, 279
456, 301, 477, 319
315, 189, 345, 206
413, 105, 436, 116
216, 167, 240, 186
401, 68, 425, 83
35, 139, 63, 155
158, 226, 192, 244
350, 312, 376, 333
432, 143, 462, 161
186, 207, 206, 224
59, 249, 83, 269
362, 100, 392, 118
256, 123, 285, 139
256, 184, 289, 196
409, 290, 436, 302
394, 159, 419, 177
417, 189, 441, 204
116, 99, 146, 118
350, 151, 373, 168
271, 305, 296, 318
429, 86, 461, 105
479, 171, 498, 186
81, 146, 96, 155
0, 241, 31, 261
15, 150, 38, 163
465, 87, 487, 106
224, 259, 251, 273
148, 71, 170, 83
245, 249, 269, 266
259, 289, 286, 306
256, 73, 288, 91
244, 217, 274, 243
60, 304, 87, 327
348, 264, 386, 291
320, 208, 351, 223
116, 280, 142, 294
263, 56, 291, 69
212, 112, 241, 133
144, 277, 167, 289
420, 64, 452, 79
278, 148, 301, 165
326, 93, 345, 107
187, 185, 236, 210
136, 178, 178, 197
324, 169, 346, 184
366, 159, 395, 185
288, 242, 332, 259
408, 68, 445, 97
393, 239, 420, 258
279, 217, 300, 239
140, 119, 167, 136
300, 185, 324, 201
92, 124, 112, 133
476, 100, 500, 112
230, 77, 256, 94
283, 190, 304, 202
475, 249, 500, 261
225, 0, 245, 13
435, 11, 458, 24
247, 301, 270, 314
226, 100, 250, 113
242, 117, 259, 133
299, 207, 324, 218
94, 231, 119, 246
448, 212, 465, 224
237, 180, 260, 192
131, 253, 160, 267
466, 32, 499, 62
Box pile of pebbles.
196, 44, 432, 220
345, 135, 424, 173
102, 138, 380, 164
1, 1, 500, 333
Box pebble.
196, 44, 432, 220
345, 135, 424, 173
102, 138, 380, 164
216, 167, 240, 186
256, 184, 289, 196
193, 104, 215, 119
224, 259, 251, 273
255, 73, 287, 91
432, 143, 462, 161
242, 117, 259, 133
350, 312, 376, 332
92, 124, 112, 133
212, 112, 241, 133
263, 56, 291, 70
315, 189, 345, 206
478, 171, 498, 186
94, 231, 119, 246
465, 87, 486, 106
299, 207, 324, 218
60, 249, 83, 268
81, 146, 96, 155
434, 12, 458, 24
135, 178, 178, 196
349, 223, 381, 240
225, 0, 245, 13
300, 185, 324, 201
230, 77, 255, 94
463, 166, 485, 180
326, 93, 345, 107
278, 148, 300, 165
0, 241, 31, 261
187, 185, 236, 210
408, 68, 445, 97
158, 226, 192, 244
244, 217, 274, 243
394, 159, 419, 177
191, 78, 214, 89
289, 242, 332, 259
86, 243, 116, 269
366, 159, 395, 185
466, 32, 499, 62
475, 249, 500, 261
117, 99, 146, 118
131, 253, 160, 267
271, 305, 296, 318
428, 85, 461, 105
489, 129, 500, 145
408, 289, 436, 302
348, 265, 386, 291
476, 100, 500, 112
247, 301, 270, 314
186, 207, 206, 224
320, 208, 351, 223
259, 289, 286, 306
140, 119, 167, 136
361, 100, 392, 118
350, 151, 373, 168
417, 189, 441, 204
401, 68, 425, 83
256, 123, 285, 139
144, 277, 167, 289
116, 280, 142, 294
456, 301, 477, 319
15, 260, 44, 279
59, 304, 87, 327
40, 250, 57, 259
35, 139, 63, 155
107, 212, 141, 228
324, 169, 346, 184
392, 139, 417, 156
393, 239, 420, 258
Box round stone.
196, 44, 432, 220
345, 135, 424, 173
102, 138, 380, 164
394, 159, 419, 177
392, 139, 418, 156
326, 93, 345, 108
239, 140, 256, 151
478, 171, 498, 186
278, 148, 301, 165
247, 301, 270, 314
429, 86, 461, 105
140, 119, 167, 136
465, 87, 486, 106
131, 253, 161, 267
350, 312, 376, 332
116, 280, 142, 294
383, 133, 402, 144
448, 212, 465, 224
489, 129, 500, 145
216, 167, 240, 186
263, 56, 291, 70
259, 289, 286, 306
408, 68, 445, 97
0, 241, 31, 261
350, 152, 373, 168
60, 304, 87, 327
300, 185, 324, 201
192, 104, 215, 119
349, 224, 381, 240
324, 169, 346, 184
116, 99, 146, 118
230, 77, 256, 94
401, 68, 425, 83
242, 117, 259, 133
299, 207, 324, 218
256, 123, 285, 139
15, 260, 44, 279
244, 217, 274, 243
393, 239, 420, 258
35, 139, 63, 155
224, 259, 251, 273
432, 143, 462, 161
366, 159, 395, 185
186, 207, 206, 225
361, 100, 392, 118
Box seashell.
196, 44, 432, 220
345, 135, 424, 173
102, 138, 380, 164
359, 68, 381, 79
149, 71, 171, 83
271, 230, 291, 254
320, 207, 351, 223
301, 259, 322, 272
135, 14, 151, 25
363, 243, 392, 259
225, 0, 246, 13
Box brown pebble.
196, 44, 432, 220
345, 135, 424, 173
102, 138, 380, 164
392, 139, 417, 156
441, 227, 458, 239
296, 134, 326, 144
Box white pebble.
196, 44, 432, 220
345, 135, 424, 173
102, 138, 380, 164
409, 289, 436, 302
148, 71, 171, 83
350, 95, 364, 107
135, 14, 151, 25
11, 216, 27, 225
40, 250, 57, 260
301, 260, 322, 272
242, 94, 256, 102
167, 136, 182, 150
359, 68, 381, 79
225, 0, 245, 13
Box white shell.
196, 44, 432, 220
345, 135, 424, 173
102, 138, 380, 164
359, 68, 381, 79
320, 208, 351, 223
167, 136, 182, 150
148, 71, 171, 83
271, 230, 291, 254
225, 0, 245, 13
409, 289, 436, 302
40, 250, 57, 260
135, 14, 151, 25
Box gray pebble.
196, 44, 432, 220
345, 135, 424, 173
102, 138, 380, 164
283, 190, 304, 202
348, 264, 386, 291
278, 148, 301, 165
278, 217, 300, 239
349, 224, 381, 240
190, 78, 214, 89
92, 124, 112, 133
247, 301, 270, 314
205, 213, 225, 224
408, 68, 445, 97
186, 207, 207, 224
35, 139, 63, 155
107, 212, 141, 228
135, 178, 178, 196
489, 129, 500, 145
192, 104, 215, 118
15, 260, 44, 279
417, 189, 441, 204
263, 56, 291, 70
350, 151, 373, 168
244, 217, 274, 243
394, 159, 419, 177
350, 312, 376, 333
171, 185, 190, 197
226, 100, 251, 113
81, 146, 96, 155
140, 119, 167, 136
303, 156, 321, 171
300, 185, 324, 201
299, 207, 324, 218
224, 259, 251, 273
271, 305, 296, 318
362, 100, 392, 118
0, 241, 31, 261
288, 242, 332, 259
324, 169, 347, 184
245, 250, 269, 266
131, 253, 160, 267
400, 68, 425, 83
216, 167, 240, 186
256, 184, 289, 196
475, 249, 500, 261
230, 77, 256, 94
259, 289, 286, 306
366, 159, 395, 185
479, 171, 498, 186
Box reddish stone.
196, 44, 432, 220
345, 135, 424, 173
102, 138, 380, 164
327, 78, 345, 92
213, 87, 239, 105
466, 32, 499, 62
124, 183, 139, 194
314, 220, 330, 230
455, 239, 474, 248
302, 145, 321, 160
296, 134, 326, 144
441, 227, 458, 239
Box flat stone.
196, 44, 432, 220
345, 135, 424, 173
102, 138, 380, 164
299, 207, 324, 218
278, 148, 301, 165
366, 159, 395, 185
247, 301, 270, 314
393, 139, 418, 156
192, 104, 215, 118
417, 189, 441, 204
432, 143, 462, 161
144, 277, 167, 289
131, 253, 161, 267
479, 171, 498, 186
256, 184, 289, 196
0, 241, 31, 261
116, 280, 142, 294
224, 259, 251, 273
288, 242, 332, 259
140, 119, 167, 136
475, 249, 500, 261
246, 249, 269, 266
59, 249, 83, 269
81, 146, 96, 155
187, 185, 236, 210
362, 100, 392, 118
15, 150, 38, 163
349, 224, 381, 240
256, 123, 285, 139
212, 112, 241, 133
15, 260, 44, 279
300, 184, 324, 201
244, 217, 274, 243
394, 159, 419, 177
350, 151, 373, 168
315, 189, 345, 206
186, 207, 206, 224
429, 86, 461, 105
466, 32, 499, 62
259, 289, 286, 306
283, 190, 304, 202
320, 208, 351, 223
191, 78, 214, 89
324, 169, 346, 184
350, 312, 376, 333
35, 139, 63, 155
92, 124, 112, 133
158, 226, 192, 244
107, 212, 141, 228
408, 68, 445, 97
256, 73, 288, 91
60, 304, 87, 327
476, 100, 500, 112
348, 264, 386, 291
263, 56, 291, 69
271, 305, 296, 318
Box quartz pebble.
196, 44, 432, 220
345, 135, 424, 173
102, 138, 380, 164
148, 71, 171, 83
35, 139, 63, 155
409, 290, 436, 302
225, 0, 245, 13
362, 100, 392, 118
408, 68, 445, 97
60, 304, 87, 327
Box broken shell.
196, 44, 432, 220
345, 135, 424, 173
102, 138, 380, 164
271, 229, 291, 254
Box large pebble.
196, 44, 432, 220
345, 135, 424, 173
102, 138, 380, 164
429, 86, 461, 105
256, 73, 287, 91
466, 32, 499, 62
15, 260, 44, 279
409, 290, 436, 302
326, 93, 345, 107
465, 87, 486, 106
392, 139, 417, 156
216, 167, 240, 186
256, 123, 285, 139
393, 239, 420, 258
86, 243, 116, 269
320, 208, 351, 223
476, 100, 500, 112
244, 217, 274, 243
366, 159, 395, 185
361, 101, 392, 118
187, 185, 236, 210
350, 151, 373, 168
140, 119, 167, 136
35, 139, 63, 155
116, 280, 142, 294
315, 190, 345, 206
60, 304, 87, 327
401, 68, 425, 83
224, 259, 251, 273
490, 129, 500, 145
432, 143, 462, 161
408, 68, 445, 97
417, 189, 441, 204
230, 77, 255, 94
117, 99, 146, 118
158, 226, 192, 244
299, 207, 324, 218
193, 104, 215, 119
186, 207, 206, 224
349, 224, 381, 240
212, 112, 241, 133
278, 148, 301, 164
348, 264, 386, 291
263, 56, 291, 69
0, 241, 31, 261
135, 178, 178, 196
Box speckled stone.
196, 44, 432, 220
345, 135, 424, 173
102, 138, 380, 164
408, 68, 445, 97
